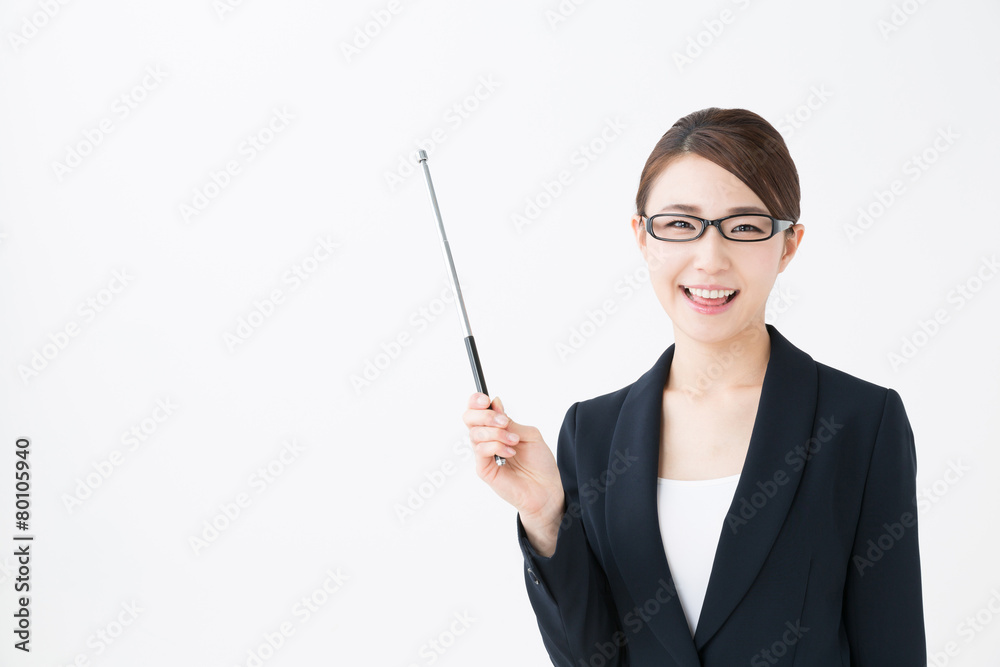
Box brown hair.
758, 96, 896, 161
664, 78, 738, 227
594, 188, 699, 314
635, 108, 800, 232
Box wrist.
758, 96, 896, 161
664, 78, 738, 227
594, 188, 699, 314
521, 492, 566, 532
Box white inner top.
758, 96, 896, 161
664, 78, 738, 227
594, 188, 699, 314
656, 472, 741, 636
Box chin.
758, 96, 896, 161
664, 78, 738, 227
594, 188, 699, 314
669, 304, 751, 338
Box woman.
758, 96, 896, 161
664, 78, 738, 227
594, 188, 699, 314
462, 107, 926, 666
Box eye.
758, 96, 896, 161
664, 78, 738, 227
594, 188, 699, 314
648, 214, 702, 240
722, 215, 773, 239
665, 218, 695, 228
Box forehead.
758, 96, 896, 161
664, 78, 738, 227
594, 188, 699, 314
646, 154, 766, 213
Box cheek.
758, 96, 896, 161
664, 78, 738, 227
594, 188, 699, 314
743, 252, 781, 282
645, 258, 683, 303
644, 247, 683, 278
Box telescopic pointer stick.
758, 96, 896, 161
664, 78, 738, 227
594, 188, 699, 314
417, 149, 505, 466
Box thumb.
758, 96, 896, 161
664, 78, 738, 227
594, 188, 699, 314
493, 396, 506, 417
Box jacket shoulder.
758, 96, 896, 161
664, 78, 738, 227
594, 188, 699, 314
572, 381, 632, 424
554, 381, 633, 462
814, 359, 898, 406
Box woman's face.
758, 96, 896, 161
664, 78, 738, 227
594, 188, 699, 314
631, 153, 803, 346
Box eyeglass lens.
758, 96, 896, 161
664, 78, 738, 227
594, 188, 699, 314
649, 214, 776, 241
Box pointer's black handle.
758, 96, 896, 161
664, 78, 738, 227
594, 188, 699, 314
465, 335, 505, 466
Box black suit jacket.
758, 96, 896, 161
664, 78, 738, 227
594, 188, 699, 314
516, 324, 926, 666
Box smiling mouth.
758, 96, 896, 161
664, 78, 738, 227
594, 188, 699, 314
682, 286, 739, 306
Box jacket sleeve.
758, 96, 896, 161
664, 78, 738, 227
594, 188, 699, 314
843, 388, 927, 664
515, 400, 628, 667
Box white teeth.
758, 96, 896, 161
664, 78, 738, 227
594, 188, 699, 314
686, 287, 736, 299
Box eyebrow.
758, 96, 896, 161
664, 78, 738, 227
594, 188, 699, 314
655, 203, 769, 215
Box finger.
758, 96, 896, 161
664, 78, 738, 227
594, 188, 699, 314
472, 437, 518, 460
469, 392, 491, 408
491, 397, 516, 430
462, 405, 510, 428
473, 425, 519, 447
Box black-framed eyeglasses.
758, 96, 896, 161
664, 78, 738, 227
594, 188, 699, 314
640, 212, 795, 242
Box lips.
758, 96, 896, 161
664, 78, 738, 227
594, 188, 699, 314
682, 285, 739, 306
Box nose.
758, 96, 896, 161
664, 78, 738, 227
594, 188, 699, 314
690, 223, 730, 272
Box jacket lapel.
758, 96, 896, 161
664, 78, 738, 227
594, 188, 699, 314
605, 324, 818, 663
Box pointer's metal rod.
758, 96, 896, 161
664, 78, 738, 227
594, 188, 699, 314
417, 149, 505, 466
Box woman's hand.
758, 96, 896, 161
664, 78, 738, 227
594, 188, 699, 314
462, 393, 565, 528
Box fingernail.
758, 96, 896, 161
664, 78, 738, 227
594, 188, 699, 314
477, 394, 489, 406
494, 414, 509, 426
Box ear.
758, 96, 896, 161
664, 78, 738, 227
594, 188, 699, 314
777, 224, 804, 274
632, 214, 648, 260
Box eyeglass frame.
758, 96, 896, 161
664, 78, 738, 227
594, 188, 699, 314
639, 212, 796, 243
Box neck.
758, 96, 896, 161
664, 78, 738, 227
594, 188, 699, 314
666, 321, 771, 399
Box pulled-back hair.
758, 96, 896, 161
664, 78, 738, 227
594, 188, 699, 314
635, 108, 800, 232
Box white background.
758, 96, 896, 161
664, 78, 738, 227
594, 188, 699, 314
1, 0, 998, 665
